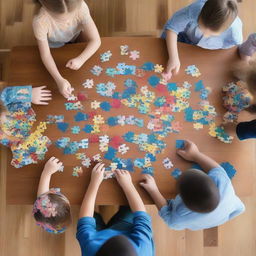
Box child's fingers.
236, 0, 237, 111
49, 156, 56, 161
42, 91, 52, 96
39, 86, 47, 90
38, 101, 49, 105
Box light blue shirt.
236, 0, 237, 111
162, 0, 243, 49
76, 211, 155, 256
159, 167, 245, 230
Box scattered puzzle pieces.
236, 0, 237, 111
185, 65, 201, 77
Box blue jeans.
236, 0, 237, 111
94, 206, 134, 232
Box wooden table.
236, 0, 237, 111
6, 37, 255, 205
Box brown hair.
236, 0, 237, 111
199, 0, 241, 31
38, 0, 82, 13
34, 193, 71, 227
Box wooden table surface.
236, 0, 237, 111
6, 37, 255, 205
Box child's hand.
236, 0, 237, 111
57, 78, 74, 98
66, 56, 84, 70
176, 140, 201, 162
32, 86, 52, 105
115, 169, 133, 188
163, 58, 180, 80
139, 174, 159, 193
90, 163, 105, 187
43, 157, 63, 175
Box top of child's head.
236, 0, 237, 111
177, 169, 220, 213
33, 192, 71, 229
37, 0, 82, 14
96, 235, 138, 256
198, 0, 241, 37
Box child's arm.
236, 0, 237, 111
66, 16, 101, 70
79, 163, 105, 218
115, 170, 146, 212
177, 140, 220, 173
37, 40, 74, 98
139, 174, 167, 211
239, 33, 256, 61
37, 157, 63, 196
164, 30, 180, 80
1, 85, 52, 106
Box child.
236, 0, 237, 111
162, 0, 243, 80
77, 163, 155, 256
33, 157, 71, 234
0, 84, 51, 148
239, 33, 256, 61
140, 140, 245, 230
222, 61, 256, 139
33, 0, 101, 98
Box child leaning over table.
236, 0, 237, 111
33, 0, 101, 98
162, 0, 243, 80
140, 140, 245, 231
222, 60, 256, 140
0, 83, 51, 148
33, 157, 71, 234
76, 163, 155, 256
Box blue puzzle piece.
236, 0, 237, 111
145, 153, 156, 162
220, 162, 237, 180
141, 62, 155, 71
123, 132, 135, 143
83, 125, 94, 133
74, 112, 88, 122
171, 168, 182, 179
57, 122, 69, 132
134, 158, 145, 168
195, 80, 205, 92
104, 147, 117, 161
176, 140, 185, 149
167, 83, 177, 92
148, 75, 160, 87
100, 101, 111, 111
107, 117, 118, 126
142, 167, 154, 175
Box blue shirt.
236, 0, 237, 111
76, 211, 155, 256
162, 0, 243, 49
159, 167, 245, 230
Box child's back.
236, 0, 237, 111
159, 166, 245, 230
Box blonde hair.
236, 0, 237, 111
38, 0, 82, 13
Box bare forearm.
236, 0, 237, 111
122, 185, 146, 212
41, 53, 63, 82
37, 171, 51, 196
78, 39, 101, 63
166, 30, 179, 60
147, 189, 167, 211
193, 152, 220, 173
79, 183, 99, 218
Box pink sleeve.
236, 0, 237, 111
77, 1, 91, 25
32, 16, 48, 41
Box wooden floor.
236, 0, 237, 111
1, 1, 256, 255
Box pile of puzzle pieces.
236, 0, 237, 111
44, 46, 235, 177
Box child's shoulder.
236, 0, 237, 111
33, 7, 49, 25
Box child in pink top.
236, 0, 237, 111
33, 0, 101, 98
